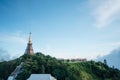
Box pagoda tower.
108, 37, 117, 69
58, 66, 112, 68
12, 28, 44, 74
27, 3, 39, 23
24, 32, 34, 55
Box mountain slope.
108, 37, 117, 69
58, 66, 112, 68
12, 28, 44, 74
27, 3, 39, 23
0, 52, 120, 80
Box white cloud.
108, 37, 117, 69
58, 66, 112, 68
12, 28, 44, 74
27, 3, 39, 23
0, 32, 27, 44
91, 0, 120, 28
7, 36, 27, 44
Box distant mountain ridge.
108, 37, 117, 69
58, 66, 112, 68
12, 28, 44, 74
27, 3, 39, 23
97, 48, 120, 69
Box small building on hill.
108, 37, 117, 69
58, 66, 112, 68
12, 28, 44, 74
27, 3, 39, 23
58, 58, 87, 63
27, 74, 56, 80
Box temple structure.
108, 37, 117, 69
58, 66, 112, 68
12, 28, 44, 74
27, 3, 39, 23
24, 32, 34, 55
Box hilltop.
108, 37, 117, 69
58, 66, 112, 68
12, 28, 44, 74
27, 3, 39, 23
0, 52, 120, 80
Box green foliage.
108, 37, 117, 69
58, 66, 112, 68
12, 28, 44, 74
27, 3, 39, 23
0, 52, 120, 80
0, 58, 21, 80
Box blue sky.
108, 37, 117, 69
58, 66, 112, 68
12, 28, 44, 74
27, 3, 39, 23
0, 0, 120, 60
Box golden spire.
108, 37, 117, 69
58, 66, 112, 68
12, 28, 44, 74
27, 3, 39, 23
28, 32, 32, 44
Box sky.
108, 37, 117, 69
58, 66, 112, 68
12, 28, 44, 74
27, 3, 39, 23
0, 0, 120, 60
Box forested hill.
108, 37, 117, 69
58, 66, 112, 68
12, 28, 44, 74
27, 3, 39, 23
0, 53, 120, 80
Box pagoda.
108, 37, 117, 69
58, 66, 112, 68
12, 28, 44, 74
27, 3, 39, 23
24, 32, 34, 55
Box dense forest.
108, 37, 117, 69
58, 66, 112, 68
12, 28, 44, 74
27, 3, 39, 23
0, 52, 120, 80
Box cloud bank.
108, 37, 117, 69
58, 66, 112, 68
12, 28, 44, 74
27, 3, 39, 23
0, 48, 10, 61
97, 47, 120, 69
91, 0, 120, 28
0, 32, 27, 61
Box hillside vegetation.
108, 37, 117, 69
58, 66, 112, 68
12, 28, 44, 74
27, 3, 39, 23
0, 52, 120, 80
